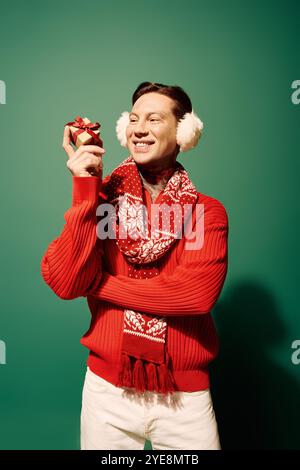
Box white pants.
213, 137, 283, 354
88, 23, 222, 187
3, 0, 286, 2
80, 367, 221, 450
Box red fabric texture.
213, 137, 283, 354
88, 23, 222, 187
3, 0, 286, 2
40, 164, 229, 393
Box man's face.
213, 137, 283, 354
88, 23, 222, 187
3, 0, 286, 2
126, 92, 179, 170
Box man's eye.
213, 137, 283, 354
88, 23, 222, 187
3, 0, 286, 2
130, 119, 137, 123
150, 118, 159, 122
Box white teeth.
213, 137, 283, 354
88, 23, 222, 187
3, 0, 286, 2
136, 142, 149, 147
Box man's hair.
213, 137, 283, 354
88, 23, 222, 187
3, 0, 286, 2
132, 81, 192, 121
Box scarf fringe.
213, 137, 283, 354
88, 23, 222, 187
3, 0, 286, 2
117, 352, 133, 387
133, 359, 147, 392
146, 361, 159, 391
117, 351, 177, 395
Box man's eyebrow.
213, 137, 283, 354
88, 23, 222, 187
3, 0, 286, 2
129, 111, 166, 117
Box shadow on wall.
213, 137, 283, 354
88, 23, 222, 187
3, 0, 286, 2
210, 281, 300, 450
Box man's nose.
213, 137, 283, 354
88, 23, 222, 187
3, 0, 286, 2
134, 131, 149, 138
134, 120, 149, 134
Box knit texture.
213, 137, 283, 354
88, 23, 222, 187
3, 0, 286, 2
41, 171, 229, 392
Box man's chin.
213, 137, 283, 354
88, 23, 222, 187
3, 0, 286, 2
131, 151, 157, 166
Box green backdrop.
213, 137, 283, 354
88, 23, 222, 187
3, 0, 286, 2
0, 0, 299, 450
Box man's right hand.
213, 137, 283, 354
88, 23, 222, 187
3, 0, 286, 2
63, 125, 106, 178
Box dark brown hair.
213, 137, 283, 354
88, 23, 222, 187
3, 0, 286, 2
132, 81, 192, 121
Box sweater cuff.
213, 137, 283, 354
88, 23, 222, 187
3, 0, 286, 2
72, 176, 102, 204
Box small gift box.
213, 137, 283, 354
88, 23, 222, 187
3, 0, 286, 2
65, 115, 103, 147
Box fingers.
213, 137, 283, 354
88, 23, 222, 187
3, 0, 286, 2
78, 144, 106, 154
83, 154, 103, 169
63, 124, 106, 177
67, 152, 103, 177
62, 126, 75, 159
70, 144, 105, 163
75, 152, 103, 167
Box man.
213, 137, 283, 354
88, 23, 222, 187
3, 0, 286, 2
41, 81, 228, 450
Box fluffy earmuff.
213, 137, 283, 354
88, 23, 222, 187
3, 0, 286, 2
115, 109, 203, 152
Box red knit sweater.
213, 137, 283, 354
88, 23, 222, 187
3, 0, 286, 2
41, 175, 229, 392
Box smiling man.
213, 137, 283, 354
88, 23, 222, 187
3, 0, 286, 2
126, 92, 182, 203
127, 93, 179, 169
41, 81, 229, 450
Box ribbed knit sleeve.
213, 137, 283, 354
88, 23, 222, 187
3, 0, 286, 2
40, 176, 103, 300
87, 198, 229, 316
